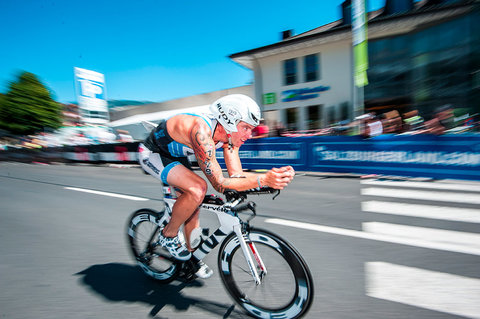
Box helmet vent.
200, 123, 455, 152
251, 113, 258, 124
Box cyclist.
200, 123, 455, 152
138, 94, 295, 278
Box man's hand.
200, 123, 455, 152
262, 166, 295, 189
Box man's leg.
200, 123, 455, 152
139, 147, 204, 260
165, 187, 200, 251
162, 164, 207, 244
184, 209, 200, 251
162, 164, 213, 277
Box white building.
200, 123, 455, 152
231, 31, 353, 131
229, 0, 479, 131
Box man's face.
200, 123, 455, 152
231, 121, 255, 147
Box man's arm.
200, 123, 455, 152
223, 146, 262, 178
189, 121, 294, 192
189, 121, 252, 192
223, 146, 245, 177
190, 120, 296, 193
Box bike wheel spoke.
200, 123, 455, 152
127, 209, 179, 283
231, 262, 253, 276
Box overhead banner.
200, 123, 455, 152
352, 0, 369, 87
74, 67, 109, 123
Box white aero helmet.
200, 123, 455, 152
210, 94, 261, 133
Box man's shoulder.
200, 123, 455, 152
192, 115, 213, 132
171, 114, 211, 128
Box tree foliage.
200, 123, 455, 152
0, 72, 62, 135
0, 93, 5, 112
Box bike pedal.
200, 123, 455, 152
178, 271, 197, 282
178, 264, 198, 282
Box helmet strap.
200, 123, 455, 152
227, 133, 233, 151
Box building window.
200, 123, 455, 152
304, 54, 319, 82
340, 102, 349, 121
328, 106, 336, 125
284, 58, 297, 85
286, 107, 298, 130
307, 105, 322, 129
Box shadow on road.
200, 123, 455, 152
75, 263, 246, 318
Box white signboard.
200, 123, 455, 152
74, 67, 108, 112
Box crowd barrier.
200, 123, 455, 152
217, 135, 480, 181
0, 142, 140, 164
1, 135, 479, 181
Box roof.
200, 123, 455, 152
108, 105, 211, 127
109, 85, 253, 122
230, 0, 477, 69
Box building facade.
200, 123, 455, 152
229, 0, 480, 131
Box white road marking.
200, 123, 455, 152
362, 201, 480, 223
361, 180, 480, 192
366, 262, 480, 319
264, 218, 480, 256
65, 187, 149, 201
362, 222, 480, 249
362, 187, 480, 204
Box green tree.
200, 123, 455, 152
0, 93, 5, 113
0, 71, 62, 135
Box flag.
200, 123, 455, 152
352, 0, 369, 87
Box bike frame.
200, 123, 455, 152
162, 193, 266, 285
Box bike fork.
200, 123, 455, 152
233, 225, 267, 285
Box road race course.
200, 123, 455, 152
1, 162, 479, 319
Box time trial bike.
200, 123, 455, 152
126, 185, 314, 319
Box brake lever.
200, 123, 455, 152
272, 190, 280, 200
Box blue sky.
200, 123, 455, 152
0, 0, 384, 104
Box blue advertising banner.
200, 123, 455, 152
217, 135, 480, 181
216, 137, 308, 171
308, 135, 480, 180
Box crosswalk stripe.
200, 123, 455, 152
362, 187, 480, 204
362, 201, 480, 223
361, 180, 480, 192
362, 222, 480, 249
264, 218, 480, 256
366, 262, 480, 319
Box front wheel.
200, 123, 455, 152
127, 208, 180, 283
218, 228, 314, 319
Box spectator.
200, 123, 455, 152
381, 110, 403, 134
436, 104, 455, 130
252, 120, 270, 138
116, 129, 134, 142
423, 117, 445, 135
402, 110, 424, 132
271, 121, 286, 137
366, 115, 383, 137
354, 113, 374, 137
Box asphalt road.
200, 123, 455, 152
1, 162, 479, 319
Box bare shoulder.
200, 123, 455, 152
167, 114, 211, 145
